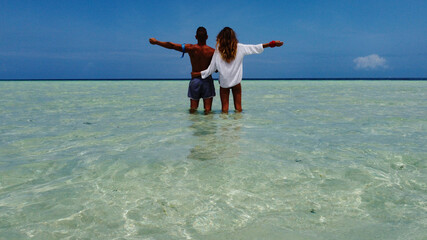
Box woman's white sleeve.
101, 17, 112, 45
201, 51, 218, 79
242, 44, 264, 55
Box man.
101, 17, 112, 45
149, 27, 215, 113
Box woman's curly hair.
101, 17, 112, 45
216, 27, 238, 63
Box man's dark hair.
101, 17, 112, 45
196, 26, 207, 40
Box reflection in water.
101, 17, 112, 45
187, 113, 242, 161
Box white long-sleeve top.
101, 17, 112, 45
201, 43, 264, 88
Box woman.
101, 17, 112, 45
192, 27, 283, 113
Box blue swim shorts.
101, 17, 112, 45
187, 76, 216, 100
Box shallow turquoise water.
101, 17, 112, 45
0, 80, 426, 239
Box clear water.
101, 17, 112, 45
0, 80, 426, 239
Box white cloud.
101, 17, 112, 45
353, 54, 388, 70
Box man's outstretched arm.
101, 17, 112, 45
149, 38, 184, 52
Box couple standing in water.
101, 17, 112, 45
149, 27, 283, 114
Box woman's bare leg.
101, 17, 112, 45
232, 83, 242, 112
220, 87, 230, 113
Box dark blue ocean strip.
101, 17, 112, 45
0, 78, 426, 81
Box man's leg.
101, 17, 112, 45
220, 87, 230, 113
203, 97, 213, 114
231, 83, 242, 112
190, 99, 199, 113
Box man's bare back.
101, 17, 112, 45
186, 44, 215, 72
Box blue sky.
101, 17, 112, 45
1, 0, 426, 79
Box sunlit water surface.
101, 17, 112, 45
0, 81, 426, 239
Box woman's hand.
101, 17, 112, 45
274, 41, 284, 47
263, 41, 284, 48
191, 72, 201, 78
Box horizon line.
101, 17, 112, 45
1, 77, 427, 81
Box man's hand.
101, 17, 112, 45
149, 38, 157, 45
